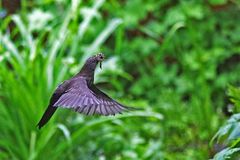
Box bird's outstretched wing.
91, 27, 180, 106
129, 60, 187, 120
53, 83, 133, 116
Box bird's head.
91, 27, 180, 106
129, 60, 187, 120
86, 53, 105, 69
95, 53, 104, 69
77, 53, 105, 78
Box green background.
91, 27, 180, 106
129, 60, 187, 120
1, 0, 240, 159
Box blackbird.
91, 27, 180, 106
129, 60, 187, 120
37, 53, 136, 129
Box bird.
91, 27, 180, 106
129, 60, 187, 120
37, 53, 137, 129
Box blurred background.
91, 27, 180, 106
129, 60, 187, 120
1, 0, 240, 159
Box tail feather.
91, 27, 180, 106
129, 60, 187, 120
37, 105, 57, 129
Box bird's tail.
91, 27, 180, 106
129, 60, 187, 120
37, 105, 57, 129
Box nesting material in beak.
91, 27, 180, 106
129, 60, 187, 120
100, 61, 102, 69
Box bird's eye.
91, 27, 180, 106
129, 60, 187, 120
99, 55, 104, 60
96, 53, 104, 61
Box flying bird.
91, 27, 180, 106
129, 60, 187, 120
37, 53, 136, 129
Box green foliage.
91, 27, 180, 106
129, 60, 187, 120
228, 85, 240, 109
213, 148, 240, 160
211, 86, 240, 160
1, 0, 240, 159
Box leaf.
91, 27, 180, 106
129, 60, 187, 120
212, 147, 240, 160
211, 113, 240, 144
228, 85, 240, 108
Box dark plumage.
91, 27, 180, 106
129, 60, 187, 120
37, 53, 136, 129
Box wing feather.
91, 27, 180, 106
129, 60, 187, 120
72, 95, 80, 107
88, 105, 96, 115
82, 105, 90, 114
108, 107, 115, 115
98, 105, 102, 115
59, 95, 72, 107
68, 95, 78, 107
100, 104, 106, 115
53, 80, 135, 116
111, 105, 120, 113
